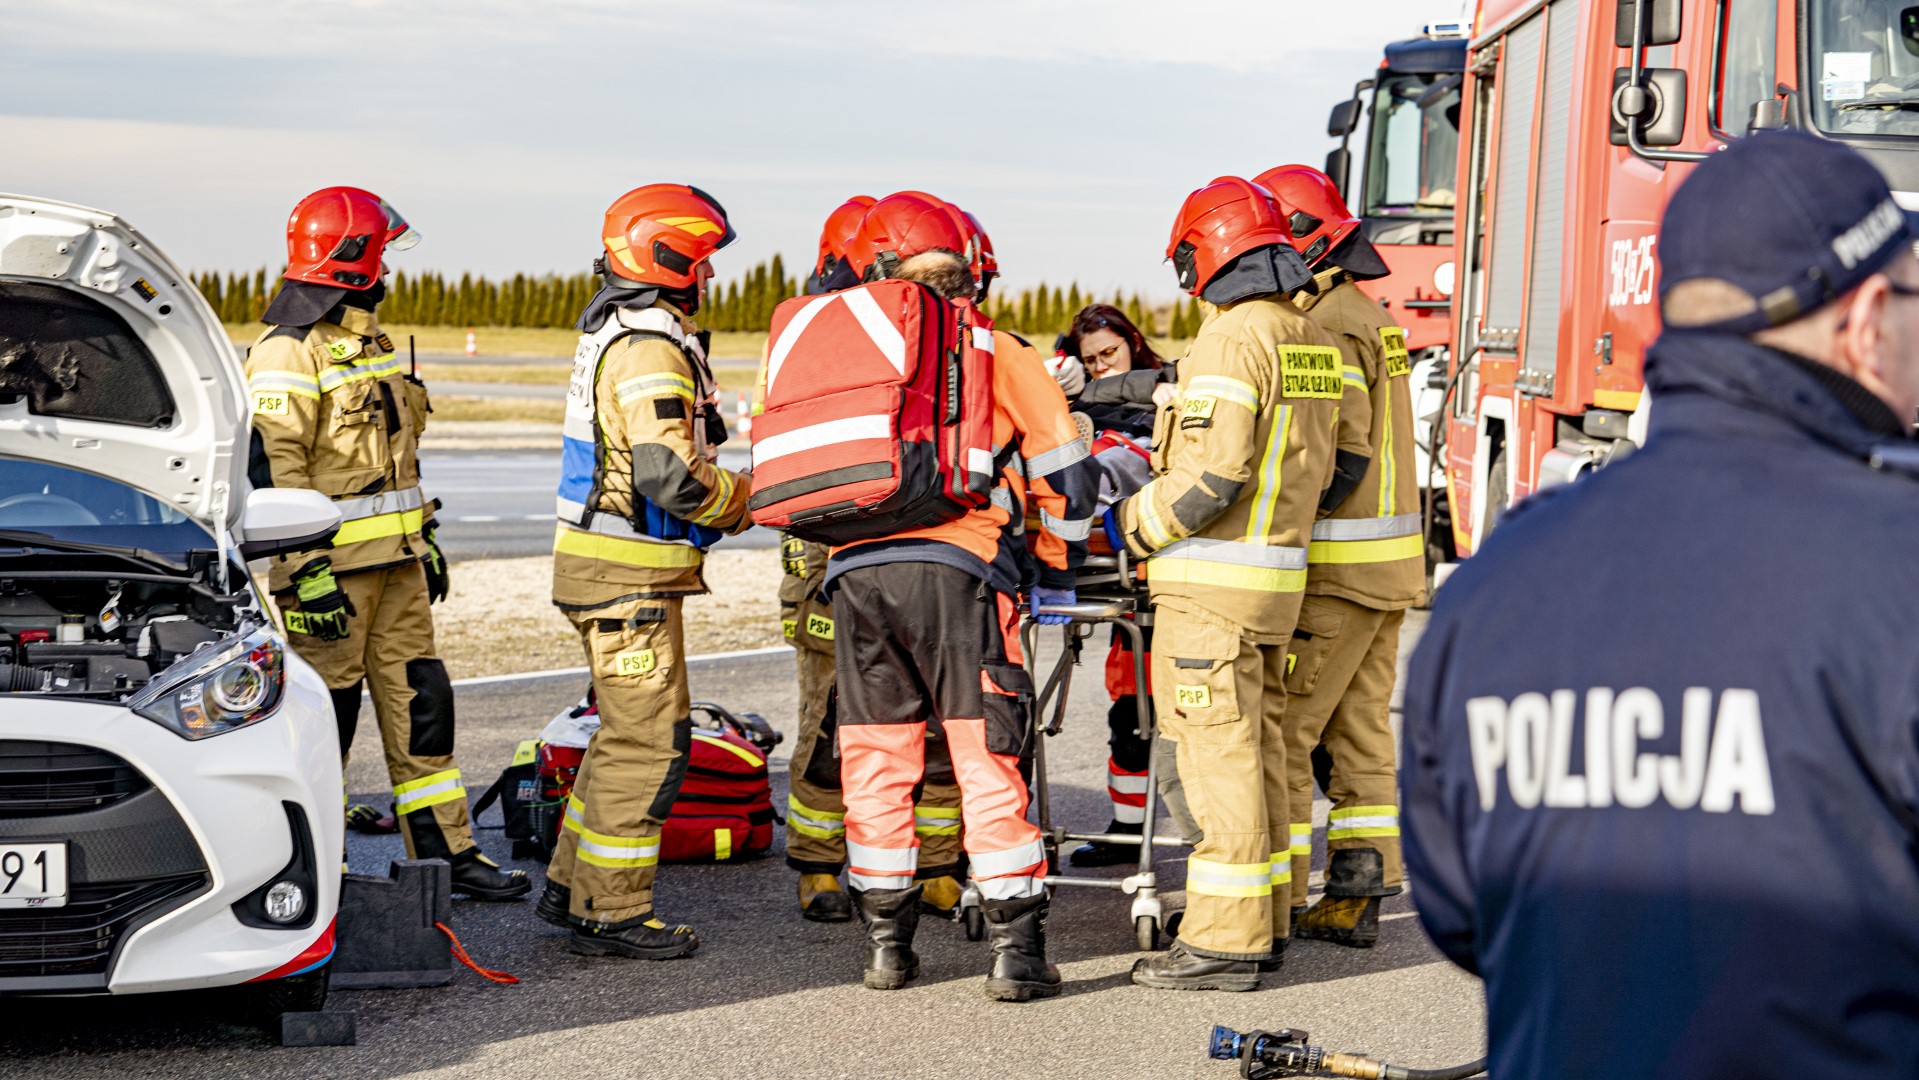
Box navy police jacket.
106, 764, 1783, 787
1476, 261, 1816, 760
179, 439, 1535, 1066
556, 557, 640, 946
1402, 332, 1919, 1079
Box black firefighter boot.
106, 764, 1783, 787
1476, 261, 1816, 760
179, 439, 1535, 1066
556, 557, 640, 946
449, 849, 533, 901
570, 915, 700, 959
854, 884, 922, 990
1131, 940, 1259, 992
982, 893, 1062, 1002
1295, 848, 1390, 948
1068, 820, 1143, 868
536, 880, 576, 928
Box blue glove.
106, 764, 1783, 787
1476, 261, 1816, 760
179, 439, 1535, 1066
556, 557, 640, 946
1102, 507, 1125, 554
1031, 586, 1076, 626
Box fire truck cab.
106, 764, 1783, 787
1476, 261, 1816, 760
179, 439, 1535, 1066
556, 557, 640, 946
1442, 0, 1919, 568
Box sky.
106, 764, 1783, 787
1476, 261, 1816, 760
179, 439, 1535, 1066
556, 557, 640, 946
4, 0, 1460, 298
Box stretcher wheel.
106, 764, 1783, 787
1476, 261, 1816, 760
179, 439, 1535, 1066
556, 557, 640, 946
1135, 915, 1160, 952
963, 905, 986, 942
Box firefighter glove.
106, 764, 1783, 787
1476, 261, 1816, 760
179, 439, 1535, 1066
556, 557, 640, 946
422, 522, 450, 604
1031, 586, 1076, 626
286, 558, 354, 641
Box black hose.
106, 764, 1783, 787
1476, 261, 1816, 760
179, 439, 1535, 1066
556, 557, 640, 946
1382, 1059, 1488, 1080
0, 663, 50, 692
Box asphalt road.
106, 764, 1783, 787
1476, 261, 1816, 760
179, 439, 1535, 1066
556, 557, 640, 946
3, 620, 1486, 1080
424, 448, 777, 560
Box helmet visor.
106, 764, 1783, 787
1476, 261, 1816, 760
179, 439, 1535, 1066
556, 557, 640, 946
379, 199, 422, 251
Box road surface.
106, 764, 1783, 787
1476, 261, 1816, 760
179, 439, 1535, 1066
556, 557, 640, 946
3, 623, 1485, 1079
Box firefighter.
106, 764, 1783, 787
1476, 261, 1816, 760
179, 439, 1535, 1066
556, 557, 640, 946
1109, 176, 1342, 990
246, 187, 528, 901
827, 191, 1100, 1000
534, 184, 753, 959
1402, 130, 1919, 1077
780, 196, 968, 923
1256, 164, 1423, 947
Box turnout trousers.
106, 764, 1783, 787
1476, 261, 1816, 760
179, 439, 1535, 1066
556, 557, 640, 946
546, 595, 693, 925
1283, 595, 1405, 905
1151, 599, 1291, 960
831, 563, 1045, 902
283, 561, 470, 862
783, 632, 966, 878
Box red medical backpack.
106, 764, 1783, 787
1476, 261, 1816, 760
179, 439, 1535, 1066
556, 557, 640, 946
748, 279, 997, 545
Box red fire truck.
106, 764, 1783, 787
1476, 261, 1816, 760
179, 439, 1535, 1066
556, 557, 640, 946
1439, 0, 1919, 571
1325, 24, 1471, 358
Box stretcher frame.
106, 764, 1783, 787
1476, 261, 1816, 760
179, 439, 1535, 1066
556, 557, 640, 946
954, 550, 1183, 951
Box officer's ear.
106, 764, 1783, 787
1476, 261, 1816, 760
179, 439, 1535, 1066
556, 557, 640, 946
1835, 272, 1898, 397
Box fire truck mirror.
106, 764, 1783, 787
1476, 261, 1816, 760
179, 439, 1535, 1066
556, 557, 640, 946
1327, 97, 1364, 138
1614, 0, 1681, 49
1747, 97, 1788, 134
1610, 68, 1689, 148
1324, 147, 1354, 197
1903, 7, 1919, 58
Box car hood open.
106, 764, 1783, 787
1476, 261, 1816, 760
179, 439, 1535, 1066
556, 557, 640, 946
0, 194, 249, 531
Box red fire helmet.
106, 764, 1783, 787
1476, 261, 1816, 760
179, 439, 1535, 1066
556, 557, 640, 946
600, 183, 737, 291
284, 186, 418, 290
843, 190, 969, 282
1165, 176, 1292, 297
1253, 165, 1362, 268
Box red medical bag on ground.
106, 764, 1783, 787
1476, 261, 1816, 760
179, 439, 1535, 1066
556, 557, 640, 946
749, 279, 997, 544
480, 698, 780, 864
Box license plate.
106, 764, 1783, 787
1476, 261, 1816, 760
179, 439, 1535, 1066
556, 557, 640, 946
0, 843, 68, 909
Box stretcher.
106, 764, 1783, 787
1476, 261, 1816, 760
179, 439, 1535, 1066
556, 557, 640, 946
954, 548, 1184, 951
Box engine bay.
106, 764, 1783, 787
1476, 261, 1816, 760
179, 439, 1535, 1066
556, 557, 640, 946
0, 559, 244, 699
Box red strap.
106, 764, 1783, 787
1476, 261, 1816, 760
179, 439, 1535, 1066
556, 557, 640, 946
435, 921, 520, 985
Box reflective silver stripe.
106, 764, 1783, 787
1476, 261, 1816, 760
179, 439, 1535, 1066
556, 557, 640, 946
1311, 513, 1422, 541
848, 872, 914, 890
1156, 537, 1308, 569
977, 875, 1046, 900
846, 841, 916, 873
990, 487, 1017, 514
1040, 511, 1092, 541
1025, 438, 1089, 479
556, 496, 589, 525
969, 838, 1046, 877
333, 485, 425, 523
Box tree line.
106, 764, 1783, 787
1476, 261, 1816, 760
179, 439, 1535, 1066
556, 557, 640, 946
190, 260, 1198, 340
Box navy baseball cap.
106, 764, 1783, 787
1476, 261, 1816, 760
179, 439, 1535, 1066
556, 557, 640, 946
1659, 130, 1919, 334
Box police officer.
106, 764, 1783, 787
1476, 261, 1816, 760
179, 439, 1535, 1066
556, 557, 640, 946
1402, 131, 1919, 1076
247, 186, 528, 900
535, 184, 752, 958
1110, 176, 1342, 989
779, 196, 968, 924
1257, 165, 1423, 947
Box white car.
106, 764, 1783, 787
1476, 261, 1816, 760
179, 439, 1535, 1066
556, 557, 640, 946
0, 195, 346, 1012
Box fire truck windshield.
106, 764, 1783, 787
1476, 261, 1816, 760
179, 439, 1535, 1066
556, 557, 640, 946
1812, 0, 1919, 137
1363, 71, 1461, 218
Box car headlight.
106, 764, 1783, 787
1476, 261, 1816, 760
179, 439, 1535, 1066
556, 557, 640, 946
129, 625, 285, 740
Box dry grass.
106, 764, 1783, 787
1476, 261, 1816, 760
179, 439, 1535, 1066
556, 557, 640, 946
433, 548, 786, 681
428, 396, 566, 424
226, 322, 768, 360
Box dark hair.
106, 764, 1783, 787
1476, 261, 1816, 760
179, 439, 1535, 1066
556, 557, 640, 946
1066, 304, 1162, 370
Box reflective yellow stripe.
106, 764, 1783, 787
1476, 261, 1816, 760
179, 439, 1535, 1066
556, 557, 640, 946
1327, 804, 1401, 840
692, 730, 763, 767
1342, 365, 1368, 388
914, 804, 962, 837
248, 371, 322, 399
315, 355, 403, 392
1247, 404, 1293, 540
393, 769, 464, 816
553, 524, 704, 568
614, 372, 695, 403
1306, 533, 1425, 565
1327, 825, 1402, 839
331, 507, 426, 547
714, 828, 733, 861
563, 797, 663, 868
692, 469, 735, 526
1187, 857, 1274, 899
1592, 388, 1640, 411
1188, 374, 1259, 412
1269, 851, 1292, 885
786, 795, 846, 839
1147, 558, 1307, 594
1379, 375, 1395, 517
1289, 823, 1312, 856
1136, 479, 1177, 549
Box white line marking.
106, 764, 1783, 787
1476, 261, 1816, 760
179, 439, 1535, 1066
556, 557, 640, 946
449, 645, 794, 687
458, 515, 501, 522
520, 514, 550, 520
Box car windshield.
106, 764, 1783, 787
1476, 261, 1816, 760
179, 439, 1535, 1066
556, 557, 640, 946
1364, 71, 1461, 218
0, 457, 214, 560
1811, 0, 1919, 137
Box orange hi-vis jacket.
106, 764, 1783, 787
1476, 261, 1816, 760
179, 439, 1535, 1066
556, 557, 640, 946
829, 330, 1100, 595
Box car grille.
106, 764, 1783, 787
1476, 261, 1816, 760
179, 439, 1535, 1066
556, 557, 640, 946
0, 740, 150, 817
0, 872, 207, 981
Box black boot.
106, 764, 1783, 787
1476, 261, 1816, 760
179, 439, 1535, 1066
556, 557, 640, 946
982, 893, 1061, 1002
449, 850, 532, 901
1295, 848, 1389, 948
536, 880, 576, 928
853, 885, 922, 990
570, 915, 700, 959
1068, 820, 1143, 868
1130, 940, 1259, 991
1257, 936, 1288, 973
